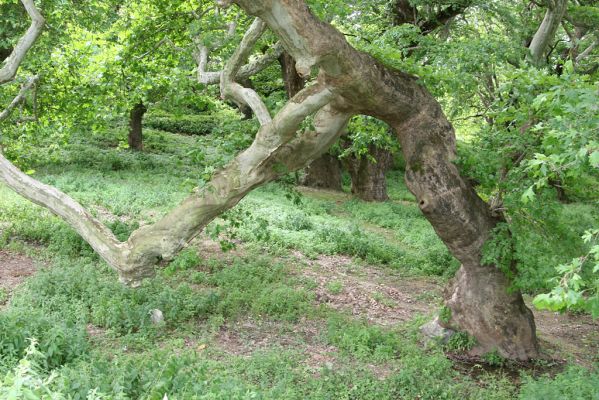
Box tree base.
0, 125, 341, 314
443, 265, 539, 360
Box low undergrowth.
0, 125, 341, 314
0, 126, 597, 399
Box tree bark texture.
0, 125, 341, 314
300, 153, 342, 190
344, 145, 392, 202
1, 0, 539, 359
528, 0, 569, 66
128, 102, 147, 151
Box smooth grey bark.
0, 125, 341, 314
0, 0, 44, 84
528, 0, 569, 66
279, 50, 343, 191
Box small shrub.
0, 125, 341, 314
163, 248, 201, 276
0, 310, 88, 371
145, 114, 217, 135
326, 281, 344, 295
326, 316, 401, 361
444, 332, 476, 352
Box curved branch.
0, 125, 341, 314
220, 18, 271, 125
0, 152, 126, 270
0, 0, 45, 84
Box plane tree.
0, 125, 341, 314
0, 0, 561, 360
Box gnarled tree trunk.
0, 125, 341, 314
128, 101, 146, 151
344, 144, 392, 202
227, 0, 538, 360
1, 0, 539, 360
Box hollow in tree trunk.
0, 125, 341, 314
128, 101, 147, 151
344, 144, 392, 202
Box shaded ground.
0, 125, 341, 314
295, 251, 439, 326
533, 305, 599, 367
0, 250, 37, 296
194, 237, 598, 371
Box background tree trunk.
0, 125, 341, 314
0, 47, 13, 62
128, 101, 146, 151
278, 51, 305, 97
279, 51, 343, 190
344, 144, 392, 202
301, 153, 342, 190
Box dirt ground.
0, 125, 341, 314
196, 241, 597, 370
0, 250, 37, 296
1, 244, 597, 369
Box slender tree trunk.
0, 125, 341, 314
344, 144, 392, 202
128, 101, 146, 151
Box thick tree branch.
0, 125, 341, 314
0, 153, 126, 270
0, 0, 45, 84
576, 35, 599, 63
528, 0, 569, 66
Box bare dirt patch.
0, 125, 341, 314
0, 250, 37, 294
295, 252, 440, 326
532, 306, 599, 367
214, 317, 328, 357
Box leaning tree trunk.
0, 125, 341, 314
344, 144, 392, 202
128, 101, 147, 151
1, 0, 539, 360
229, 0, 538, 360
279, 51, 343, 190
528, 0, 568, 66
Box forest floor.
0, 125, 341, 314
1, 127, 597, 399
2, 229, 597, 374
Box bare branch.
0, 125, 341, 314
238, 42, 283, 79
0, 0, 45, 84
0, 152, 126, 271
0, 75, 38, 122
220, 18, 271, 125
